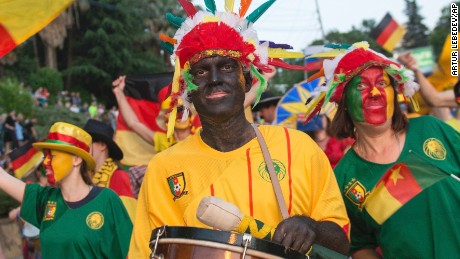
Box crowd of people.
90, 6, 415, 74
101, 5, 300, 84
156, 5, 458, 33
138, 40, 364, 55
0, 1, 459, 259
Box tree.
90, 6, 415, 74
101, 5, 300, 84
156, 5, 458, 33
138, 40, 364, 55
0, 78, 35, 117
402, 0, 429, 49
429, 2, 460, 60
38, 7, 74, 69
63, 0, 170, 105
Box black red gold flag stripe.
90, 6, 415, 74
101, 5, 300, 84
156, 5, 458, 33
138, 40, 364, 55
9, 141, 43, 179
370, 13, 406, 52
115, 73, 173, 166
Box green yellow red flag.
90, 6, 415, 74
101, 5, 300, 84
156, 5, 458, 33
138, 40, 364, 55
364, 160, 448, 225
0, 0, 74, 58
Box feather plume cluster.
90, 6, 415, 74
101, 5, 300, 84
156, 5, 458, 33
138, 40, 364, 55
159, 0, 305, 137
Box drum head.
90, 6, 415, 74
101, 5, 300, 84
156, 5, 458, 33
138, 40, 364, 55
150, 226, 306, 259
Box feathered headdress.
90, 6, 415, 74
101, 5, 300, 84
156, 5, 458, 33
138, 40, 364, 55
160, 0, 305, 137
304, 42, 420, 122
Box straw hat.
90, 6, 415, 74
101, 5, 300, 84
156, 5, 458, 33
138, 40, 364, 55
33, 122, 96, 170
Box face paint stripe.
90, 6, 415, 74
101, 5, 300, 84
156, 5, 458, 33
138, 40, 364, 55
346, 75, 364, 122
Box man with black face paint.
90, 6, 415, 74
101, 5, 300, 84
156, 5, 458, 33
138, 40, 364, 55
130, 1, 349, 258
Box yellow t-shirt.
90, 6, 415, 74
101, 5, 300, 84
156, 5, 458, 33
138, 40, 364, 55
152, 132, 176, 152
129, 125, 349, 258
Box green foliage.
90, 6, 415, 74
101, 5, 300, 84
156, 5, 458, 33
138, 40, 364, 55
30, 67, 64, 96
1, 39, 38, 84
402, 0, 429, 49
63, 0, 170, 104
0, 78, 35, 117
0, 189, 20, 218
271, 58, 306, 92
34, 106, 88, 139
429, 2, 459, 61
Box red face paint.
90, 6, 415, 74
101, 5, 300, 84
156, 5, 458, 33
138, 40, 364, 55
43, 149, 56, 186
345, 67, 394, 125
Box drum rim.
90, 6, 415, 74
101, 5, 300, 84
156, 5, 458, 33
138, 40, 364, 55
150, 226, 306, 259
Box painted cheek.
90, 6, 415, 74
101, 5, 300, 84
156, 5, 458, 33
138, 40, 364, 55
50, 151, 74, 182
345, 77, 365, 122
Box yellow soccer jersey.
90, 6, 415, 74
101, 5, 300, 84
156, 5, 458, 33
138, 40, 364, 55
130, 125, 349, 258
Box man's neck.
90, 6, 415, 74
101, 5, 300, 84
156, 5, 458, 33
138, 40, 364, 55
200, 111, 256, 152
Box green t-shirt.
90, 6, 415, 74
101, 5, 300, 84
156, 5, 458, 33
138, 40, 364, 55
335, 116, 460, 258
20, 184, 132, 259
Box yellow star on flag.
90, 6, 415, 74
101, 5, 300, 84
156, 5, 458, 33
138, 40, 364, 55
389, 166, 404, 185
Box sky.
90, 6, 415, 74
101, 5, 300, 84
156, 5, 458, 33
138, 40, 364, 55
197, 0, 453, 51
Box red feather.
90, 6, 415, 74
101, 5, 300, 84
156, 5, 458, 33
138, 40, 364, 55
178, 0, 197, 17
268, 58, 306, 70
304, 98, 325, 124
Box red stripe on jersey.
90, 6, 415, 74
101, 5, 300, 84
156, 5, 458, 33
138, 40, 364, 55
246, 148, 253, 217
284, 127, 293, 215
210, 184, 214, 196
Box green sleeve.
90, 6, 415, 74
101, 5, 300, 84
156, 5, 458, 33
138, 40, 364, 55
20, 184, 50, 228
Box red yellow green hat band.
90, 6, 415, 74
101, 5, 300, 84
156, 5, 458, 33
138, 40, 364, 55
33, 122, 96, 170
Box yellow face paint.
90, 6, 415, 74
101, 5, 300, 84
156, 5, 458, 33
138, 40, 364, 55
43, 150, 74, 185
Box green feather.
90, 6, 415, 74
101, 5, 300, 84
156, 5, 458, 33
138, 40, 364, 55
166, 13, 185, 28
183, 69, 199, 92
325, 81, 339, 104
204, 0, 216, 14
246, 0, 276, 23
324, 43, 351, 50
251, 65, 267, 107
160, 41, 174, 54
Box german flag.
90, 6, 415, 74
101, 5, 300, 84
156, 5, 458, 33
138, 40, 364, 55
370, 13, 406, 52
9, 141, 43, 179
364, 160, 448, 225
0, 0, 74, 58
115, 73, 173, 166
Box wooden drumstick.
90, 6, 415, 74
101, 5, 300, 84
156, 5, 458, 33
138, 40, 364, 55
196, 196, 275, 240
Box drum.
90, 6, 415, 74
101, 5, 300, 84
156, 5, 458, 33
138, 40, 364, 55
149, 226, 307, 259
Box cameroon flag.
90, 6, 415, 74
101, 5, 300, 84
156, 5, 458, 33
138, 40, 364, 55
365, 160, 448, 225
115, 73, 173, 166
370, 13, 406, 52
0, 0, 74, 58
9, 141, 43, 179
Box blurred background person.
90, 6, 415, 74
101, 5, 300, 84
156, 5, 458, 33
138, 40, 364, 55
0, 122, 133, 258
299, 114, 354, 168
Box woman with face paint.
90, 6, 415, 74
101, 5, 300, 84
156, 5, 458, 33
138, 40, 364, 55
306, 42, 460, 259
0, 122, 132, 259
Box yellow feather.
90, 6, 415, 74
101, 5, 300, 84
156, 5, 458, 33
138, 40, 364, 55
268, 49, 304, 59
167, 57, 182, 138
409, 97, 420, 112
307, 49, 346, 59
305, 92, 326, 116
225, 0, 234, 13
